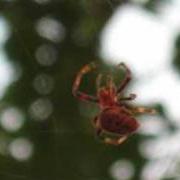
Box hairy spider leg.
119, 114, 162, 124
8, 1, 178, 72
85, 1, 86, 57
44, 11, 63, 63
104, 135, 128, 146
119, 93, 136, 101
92, 116, 128, 145
96, 130, 128, 145
117, 62, 131, 94
96, 74, 116, 95
96, 73, 103, 90
72, 62, 98, 102
118, 104, 156, 115
132, 106, 157, 115
106, 74, 116, 93
92, 116, 104, 138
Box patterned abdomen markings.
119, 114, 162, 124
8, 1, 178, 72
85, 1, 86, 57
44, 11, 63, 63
100, 108, 139, 135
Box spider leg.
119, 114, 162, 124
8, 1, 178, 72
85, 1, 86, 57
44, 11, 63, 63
96, 128, 103, 137
106, 74, 116, 93
132, 106, 157, 115
96, 73, 103, 90
104, 135, 128, 146
92, 116, 104, 140
72, 62, 98, 103
92, 116, 128, 145
117, 63, 131, 94
92, 116, 99, 127
119, 93, 136, 101
106, 74, 113, 88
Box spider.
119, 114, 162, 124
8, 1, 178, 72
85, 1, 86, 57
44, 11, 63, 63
72, 62, 156, 145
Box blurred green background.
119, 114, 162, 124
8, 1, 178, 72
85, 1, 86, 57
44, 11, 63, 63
0, 0, 179, 180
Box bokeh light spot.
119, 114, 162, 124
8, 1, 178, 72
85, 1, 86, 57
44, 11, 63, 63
33, 73, 54, 95
139, 133, 180, 160
100, 4, 171, 76
0, 107, 24, 132
9, 138, 33, 161
100, 3, 180, 122
0, 18, 15, 99
109, 159, 134, 180
141, 159, 173, 180
29, 98, 53, 121
35, 44, 58, 66
138, 116, 167, 136
36, 17, 65, 42
0, 17, 10, 44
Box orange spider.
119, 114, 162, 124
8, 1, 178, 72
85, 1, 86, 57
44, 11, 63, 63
72, 62, 156, 145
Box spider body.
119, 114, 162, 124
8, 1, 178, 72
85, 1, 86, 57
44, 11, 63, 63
98, 107, 139, 135
72, 62, 156, 145
98, 87, 117, 108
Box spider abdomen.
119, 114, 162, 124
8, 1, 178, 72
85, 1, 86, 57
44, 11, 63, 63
99, 107, 139, 135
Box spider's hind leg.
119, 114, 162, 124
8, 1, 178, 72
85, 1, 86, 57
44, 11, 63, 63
93, 116, 128, 146
117, 63, 131, 94
104, 135, 128, 146
132, 106, 157, 115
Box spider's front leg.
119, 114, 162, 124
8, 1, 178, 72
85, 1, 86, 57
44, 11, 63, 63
104, 135, 128, 146
117, 63, 131, 94
72, 62, 98, 103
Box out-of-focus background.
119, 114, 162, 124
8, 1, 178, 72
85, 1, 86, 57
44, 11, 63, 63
0, 0, 180, 179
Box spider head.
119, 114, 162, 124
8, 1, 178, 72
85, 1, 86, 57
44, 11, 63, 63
96, 74, 118, 108
98, 82, 117, 109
